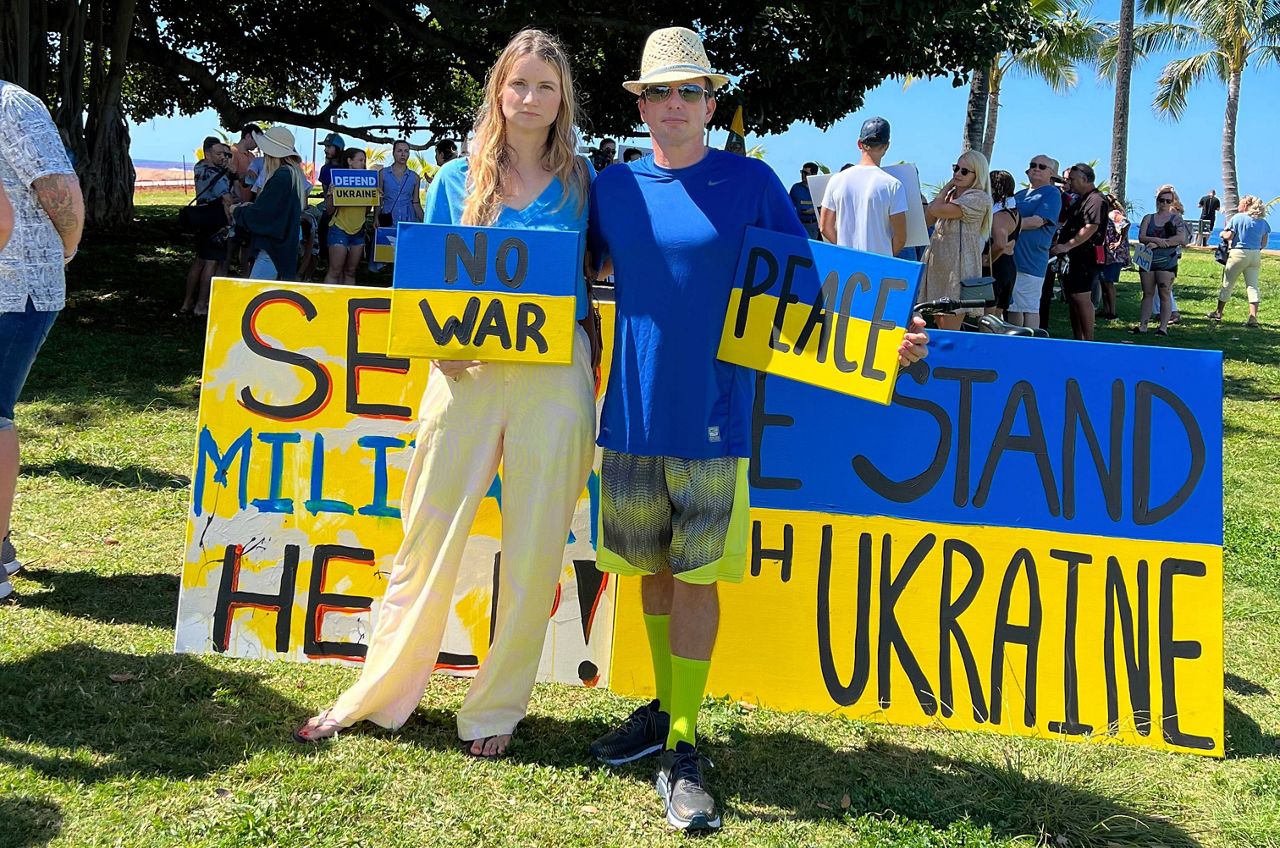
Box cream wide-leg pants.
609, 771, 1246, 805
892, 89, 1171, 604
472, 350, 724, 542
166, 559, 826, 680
329, 327, 595, 740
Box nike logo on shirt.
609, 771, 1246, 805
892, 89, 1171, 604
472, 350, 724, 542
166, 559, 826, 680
708, 179, 728, 186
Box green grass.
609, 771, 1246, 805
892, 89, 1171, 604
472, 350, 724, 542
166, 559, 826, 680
2, 207, 1279, 847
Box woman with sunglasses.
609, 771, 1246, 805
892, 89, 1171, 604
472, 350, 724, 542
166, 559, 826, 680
1133, 186, 1186, 335
922, 149, 993, 329
294, 29, 597, 758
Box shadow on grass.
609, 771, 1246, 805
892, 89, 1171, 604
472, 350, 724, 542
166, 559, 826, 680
373, 708, 1199, 847
1224, 700, 1280, 760
22, 460, 190, 492
0, 796, 62, 848
1225, 672, 1272, 697
15, 569, 179, 629
0, 644, 304, 784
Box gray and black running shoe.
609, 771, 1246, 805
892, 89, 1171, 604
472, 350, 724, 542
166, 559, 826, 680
2, 533, 21, 578
590, 699, 669, 765
656, 741, 720, 832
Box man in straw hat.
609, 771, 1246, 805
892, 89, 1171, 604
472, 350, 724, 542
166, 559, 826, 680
586, 26, 929, 833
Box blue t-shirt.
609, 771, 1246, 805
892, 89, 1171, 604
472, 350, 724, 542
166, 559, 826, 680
423, 156, 593, 320
789, 181, 816, 224
1228, 212, 1271, 250
1013, 186, 1063, 276
588, 148, 806, 459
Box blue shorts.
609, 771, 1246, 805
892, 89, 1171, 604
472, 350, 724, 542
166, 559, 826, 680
0, 298, 59, 429
328, 225, 364, 248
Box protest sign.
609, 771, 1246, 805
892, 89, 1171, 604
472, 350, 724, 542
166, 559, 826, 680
373, 227, 396, 264
180, 287, 1225, 756
807, 173, 831, 210
883, 164, 930, 248
385, 223, 579, 364
614, 331, 1225, 757
717, 226, 922, 404
330, 169, 379, 206
174, 278, 614, 688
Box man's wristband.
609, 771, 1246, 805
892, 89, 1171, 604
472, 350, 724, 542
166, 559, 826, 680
63, 248, 77, 265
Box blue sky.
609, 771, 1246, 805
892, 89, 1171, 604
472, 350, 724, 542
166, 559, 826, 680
129, 3, 1276, 219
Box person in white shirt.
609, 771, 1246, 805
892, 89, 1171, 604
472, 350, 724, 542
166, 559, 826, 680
818, 116, 907, 255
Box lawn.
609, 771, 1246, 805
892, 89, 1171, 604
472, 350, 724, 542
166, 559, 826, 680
1, 200, 1278, 847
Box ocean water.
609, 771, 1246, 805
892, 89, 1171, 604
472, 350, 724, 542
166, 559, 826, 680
1127, 221, 1221, 247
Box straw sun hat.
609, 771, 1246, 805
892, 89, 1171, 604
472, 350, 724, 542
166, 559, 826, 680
623, 27, 729, 95
253, 125, 300, 158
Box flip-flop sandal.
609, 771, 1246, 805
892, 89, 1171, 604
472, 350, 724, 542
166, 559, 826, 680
461, 734, 513, 759
293, 709, 343, 744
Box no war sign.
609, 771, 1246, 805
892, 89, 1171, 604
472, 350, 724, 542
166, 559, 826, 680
718, 227, 922, 404
386, 223, 578, 364
330, 169, 379, 206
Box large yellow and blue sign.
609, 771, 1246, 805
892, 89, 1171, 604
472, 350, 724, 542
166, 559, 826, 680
385, 223, 578, 364
614, 330, 1225, 756
179, 280, 1225, 756
718, 227, 922, 404
330, 169, 379, 206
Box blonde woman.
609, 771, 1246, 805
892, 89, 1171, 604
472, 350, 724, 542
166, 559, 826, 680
1133, 185, 1186, 335
295, 29, 597, 757
230, 126, 306, 281
922, 149, 993, 330
1210, 195, 1272, 327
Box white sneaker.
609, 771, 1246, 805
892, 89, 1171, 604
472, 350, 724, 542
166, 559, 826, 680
0, 578, 12, 601
2, 533, 20, 578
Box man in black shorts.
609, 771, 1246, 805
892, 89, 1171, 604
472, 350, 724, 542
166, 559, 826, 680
1049, 163, 1104, 341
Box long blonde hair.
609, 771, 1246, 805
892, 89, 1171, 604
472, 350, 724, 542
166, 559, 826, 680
1238, 195, 1267, 219
261, 154, 308, 206
956, 148, 992, 239
462, 29, 590, 226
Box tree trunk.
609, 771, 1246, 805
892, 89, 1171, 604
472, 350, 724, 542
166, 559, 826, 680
81, 0, 138, 229
0, 0, 34, 88
1221, 68, 1241, 214
55, 0, 90, 167
1109, 0, 1134, 206
963, 66, 989, 152
982, 66, 1002, 161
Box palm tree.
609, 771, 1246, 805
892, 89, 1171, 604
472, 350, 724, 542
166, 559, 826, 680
1108, 0, 1136, 206
1122, 0, 1280, 213
980, 0, 1105, 160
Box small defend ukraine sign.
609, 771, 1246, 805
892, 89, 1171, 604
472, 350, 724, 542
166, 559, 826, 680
331, 169, 379, 206
386, 223, 578, 364
718, 227, 922, 404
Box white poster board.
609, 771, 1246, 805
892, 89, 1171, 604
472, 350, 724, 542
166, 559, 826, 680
883, 164, 930, 248
806, 166, 929, 248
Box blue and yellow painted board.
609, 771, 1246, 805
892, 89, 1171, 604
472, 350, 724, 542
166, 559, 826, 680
614, 329, 1225, 756
386, 223, 579, 364
330, 169, 379, 206
718, 226, 923, 404
176, 278, 615, 686
373, 227, 396, 264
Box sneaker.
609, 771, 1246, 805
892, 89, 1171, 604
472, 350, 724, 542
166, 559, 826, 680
656, 742, 720, 832
0, 578, 12, 602
1247, 315, 1260, 328
590, 699, 669, 765
1, 533, 20, 578
1207, 311, 1223, 321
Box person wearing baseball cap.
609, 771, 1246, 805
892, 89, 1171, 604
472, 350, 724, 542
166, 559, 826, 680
818, 116, 909, 255
316, 133, 346, 261
585, 28, 929, 833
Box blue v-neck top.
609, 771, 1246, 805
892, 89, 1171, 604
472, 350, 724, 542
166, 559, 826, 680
422, 156, 593, 320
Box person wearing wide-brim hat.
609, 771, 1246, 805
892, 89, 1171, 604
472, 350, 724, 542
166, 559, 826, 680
230, 125, 307, 280
585, 26, 932, 834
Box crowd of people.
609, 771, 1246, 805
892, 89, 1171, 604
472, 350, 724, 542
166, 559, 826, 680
178, 126, 460, 313
791, 124, 1271, 341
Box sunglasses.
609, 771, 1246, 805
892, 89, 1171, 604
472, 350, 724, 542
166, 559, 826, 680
1028, 162, 1051, 171
952, 165, 973, 177
1158, 196, 1174, 204
642, 83, 710, 103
